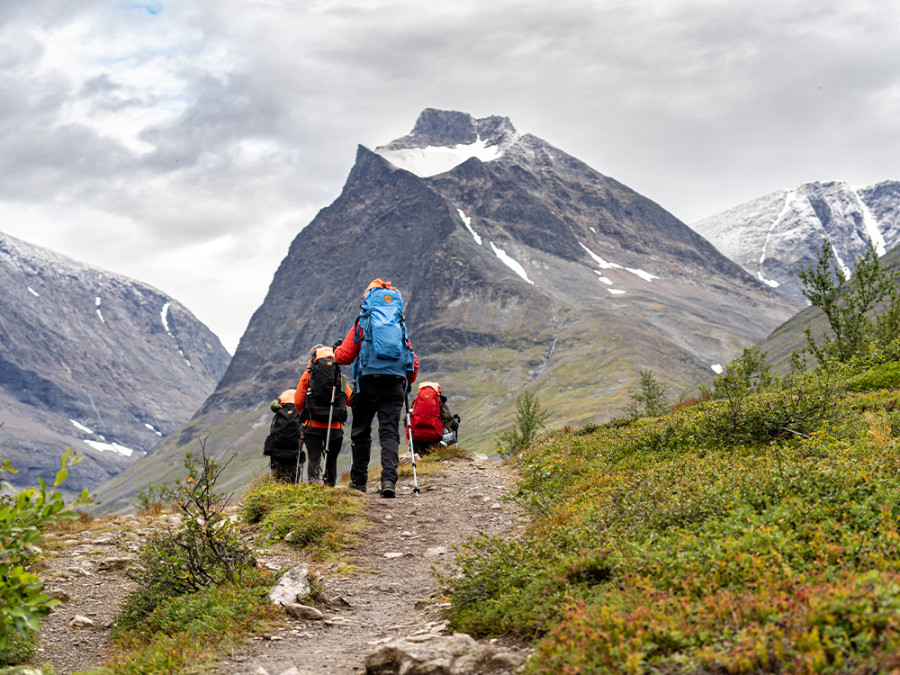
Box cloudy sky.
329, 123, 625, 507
2, 0, 898, 353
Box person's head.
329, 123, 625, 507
278, 389, 295, 405
306, 343, 334, 368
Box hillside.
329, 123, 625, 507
0, 230, 230, 492
95, 109, 800, 511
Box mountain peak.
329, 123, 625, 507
374, 108, 519, 178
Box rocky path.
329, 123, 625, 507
220, 454, 529, 675
28, 454, 528, 674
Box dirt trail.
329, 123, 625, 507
28, 454, 526, 674
220, 455, 528, 675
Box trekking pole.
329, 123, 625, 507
295, 393, 311, 485
322, 376, 337, 485
404, 389, 420, 495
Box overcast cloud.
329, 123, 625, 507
1, 0, 898, 352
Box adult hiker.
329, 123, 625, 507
334, 278, 418, 498
294, 344, 353, 487
407, 381, 461, 453
263, 389, 304, 482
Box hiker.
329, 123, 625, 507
407, 381, 461, 453
293, 344, 353, 487
334, 278, 418, 498
263, 389, 304, 482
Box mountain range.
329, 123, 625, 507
692, 180, 900, 303
95, 108, 801, 509
0, 231, 230, 492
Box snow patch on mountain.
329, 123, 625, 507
27, 286, 39, 297
579, 243, 623, 270
490, 241, 534, 285
161, 302, 192, 367
830, 241, 852, 280
95, 296, 105, 323
625, 267, 658, 282
377, 136, 504, 177
70, 419, 94, 434
757, 189, 796, 288
851, 185, 887, 255
82, 439, 139, 457
457, 208, 482, 245
711, 364, 724, 374
145, 423, 163, 437
593, 271, 613, 285
607, 288, 627, 295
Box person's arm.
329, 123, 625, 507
333, 323, 361, 366
406, 346, 419, 385
293, 371, 310, 411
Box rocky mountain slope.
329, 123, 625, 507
692, 180, 900, 303
0, 231, 230, 492
96, 109, 800, 509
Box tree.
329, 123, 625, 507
496, 391, 550, 456
797, 238, 900, 366
627, 369, 669, 418
711, 346, 774, 400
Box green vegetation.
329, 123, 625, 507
796, 238, 900, 368
110, 573, 276, 675
443, 345, 900, 672
108, 449, 271, 675
497, 390, 551, 456
242, 478, 365, 560
627, 369, 669, 418
1, 448, 89, 665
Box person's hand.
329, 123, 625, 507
333, 338, 343, 350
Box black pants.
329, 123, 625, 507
304, 427, 344, 487
270, 452, 303, 483
349, 375, 405, 486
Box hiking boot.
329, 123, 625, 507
380, 481, 396, 498
347, 481, 366, 493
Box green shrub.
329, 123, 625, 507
847, 360, 900, 392
496, 391, 550, 456
119, 450, 255, 630
0, 629, 36, 667
1, 449, 89, 652
442, 369, 900, 672
242, 479, 363, 558
112, 571, 276, 674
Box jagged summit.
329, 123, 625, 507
375, 109, 520, 178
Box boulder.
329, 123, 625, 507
268, 564, 311, 606
366, 633, 484, 675
284, 603, 325, 621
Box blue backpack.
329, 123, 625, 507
352, 285, 415, 383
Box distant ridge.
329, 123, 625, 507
0, 230, 230, 492
693, 180, 900, 303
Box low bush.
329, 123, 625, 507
242, 479, 364, 558
110, 571, 276, 674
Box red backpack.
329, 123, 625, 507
409, 382, 444, 444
